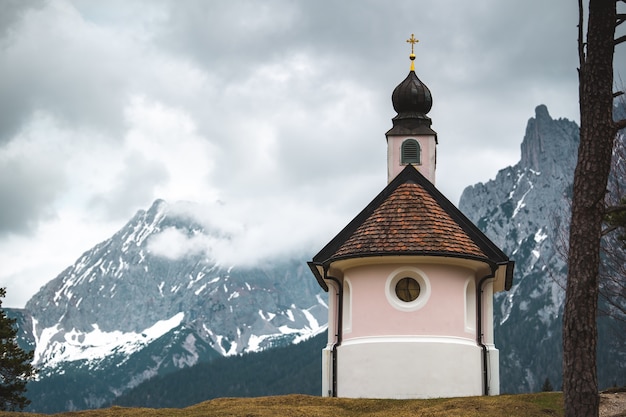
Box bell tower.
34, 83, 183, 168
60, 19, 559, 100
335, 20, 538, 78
386, 34, 437, 184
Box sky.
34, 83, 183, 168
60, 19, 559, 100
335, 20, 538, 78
0, 0, 624, 308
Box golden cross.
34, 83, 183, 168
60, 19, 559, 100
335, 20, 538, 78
406, 34, 419, 54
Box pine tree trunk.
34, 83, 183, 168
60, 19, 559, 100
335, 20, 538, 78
563, 1, 616, 417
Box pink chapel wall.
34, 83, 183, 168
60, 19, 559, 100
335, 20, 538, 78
387, 135, 437, 183
341, 262, 477, 341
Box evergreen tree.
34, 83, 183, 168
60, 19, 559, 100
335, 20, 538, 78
542, 377, 554, 392
0, 288, 36, 411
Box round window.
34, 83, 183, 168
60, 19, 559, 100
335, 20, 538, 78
385, 267, 430, 312
395, 277, 421, 302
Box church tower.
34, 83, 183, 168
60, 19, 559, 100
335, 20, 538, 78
386, 34, 437, 184
308, 35, 514, 399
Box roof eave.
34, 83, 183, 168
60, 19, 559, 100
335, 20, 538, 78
492, 260, 515, 292
307, 261, 328, 292
318, 251, 500, 272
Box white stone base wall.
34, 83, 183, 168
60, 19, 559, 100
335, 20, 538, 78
321, 347, 333, 397
485, 343, 500, 395
335, 337, 488, 399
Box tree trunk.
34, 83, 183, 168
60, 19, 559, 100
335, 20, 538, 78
563, 1, 617, 417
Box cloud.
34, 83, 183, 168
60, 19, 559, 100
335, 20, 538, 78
0, 155, 64, 235
0, 2, 130, 142
146, 226, 211, 261
89, 151, 170, 220
0, 0, 44, 36
0, 114, 68, 235
120, 97, 220, 203
147, 199, 352, 267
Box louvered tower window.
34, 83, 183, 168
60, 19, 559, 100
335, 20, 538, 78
401, 139, 421, 164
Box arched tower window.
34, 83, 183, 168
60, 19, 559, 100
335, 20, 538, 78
401, 139, 421, 164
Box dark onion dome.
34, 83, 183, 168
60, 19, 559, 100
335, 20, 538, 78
386, 55, 437, 138
392, 70, 432, 116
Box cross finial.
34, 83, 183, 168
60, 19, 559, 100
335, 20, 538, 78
406, 34, 419, 54
405, 34, 419, 71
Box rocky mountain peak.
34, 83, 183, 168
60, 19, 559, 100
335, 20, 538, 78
519, 104, 579, 174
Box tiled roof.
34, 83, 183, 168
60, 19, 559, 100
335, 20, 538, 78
331, 181, 487, 259
312, 165, 510, 266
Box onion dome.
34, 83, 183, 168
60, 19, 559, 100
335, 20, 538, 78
386, 37, 436, 137
392, 67, 432, 117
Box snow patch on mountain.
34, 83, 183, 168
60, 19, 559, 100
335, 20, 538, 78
33, 313, 185, 369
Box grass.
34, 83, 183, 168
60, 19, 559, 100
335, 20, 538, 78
0, 393, 565, 417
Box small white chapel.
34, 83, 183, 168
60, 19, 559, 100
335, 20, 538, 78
308, 35, 514, 399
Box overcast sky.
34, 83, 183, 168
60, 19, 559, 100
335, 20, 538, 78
1, 0, 624, 308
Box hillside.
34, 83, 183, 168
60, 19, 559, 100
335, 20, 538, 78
112, 332, 326, 407
5, 392, 626, 417
9, 392, 626, 417
0, 393, 569, 417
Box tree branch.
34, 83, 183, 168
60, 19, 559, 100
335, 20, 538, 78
605, 203, 626, 214
618, 14, 626, 27
601, 224, 619, 236
614, 91, 625, 98
616, 118, 626, 131
579, 0, 585, 66
616, 34, 626, 45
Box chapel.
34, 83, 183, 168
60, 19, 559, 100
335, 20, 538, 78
307, 35, 514, 399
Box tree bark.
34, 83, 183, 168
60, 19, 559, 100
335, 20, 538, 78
563, 1, 617, 417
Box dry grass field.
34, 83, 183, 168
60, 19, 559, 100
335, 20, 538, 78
0, 393, 570, 417
2, 391, 625, 417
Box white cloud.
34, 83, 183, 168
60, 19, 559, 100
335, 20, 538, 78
147, 198, 351, 267
121, 96, 219, 203
147, 227, 210, 261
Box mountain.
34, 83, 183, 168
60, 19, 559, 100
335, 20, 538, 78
459, 104, 626, 393
19, 200, 327, 412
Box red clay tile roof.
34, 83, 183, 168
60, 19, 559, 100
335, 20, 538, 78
331, 181, 487, 259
